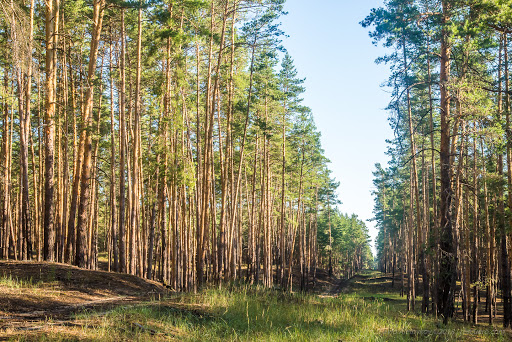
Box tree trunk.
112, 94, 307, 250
118, 8, 127, 273
438, 0, 456, 323
43, 0, 59, 262
109, 25, 119, 272
75, 0, 106, 268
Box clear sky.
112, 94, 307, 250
279, 0, 392, 253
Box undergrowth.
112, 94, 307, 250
0, 274, 41, 288
6, 271, 508, 341
12, 285, 506, 341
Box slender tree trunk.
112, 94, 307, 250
438, 0, 456, 323
109, 26, 119, 272
472, 122, 479, 324
2, 72, 12, 259
129, 1, 143, 276
118, 8, 127, 273
65, 44, 80, 264
500, 33, 512, 327
75, 0, 106, 268
43, 0, 59, 262
403, 37, 420, 312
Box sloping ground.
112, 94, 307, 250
0, 261, 168, 339
0, 263, 340, 341
1, 265, 509, 341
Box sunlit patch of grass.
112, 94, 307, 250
53, 285, 502, 341
0, 273, 41, 289
5, 272, 509, 341
97, 252, 109, 265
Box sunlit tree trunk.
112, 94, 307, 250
43, 0, 59, 262
118, 8, 127, 274
75, 0, 106, 268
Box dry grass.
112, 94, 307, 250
0, 264, 510, 341
0, 260, 168, 340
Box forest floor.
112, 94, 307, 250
0, 262, 510, 341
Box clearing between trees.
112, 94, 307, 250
0, 261, 509, 341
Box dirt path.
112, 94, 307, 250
327, 271, 394, 296
326, 276, 350, 296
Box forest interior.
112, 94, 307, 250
1, 0, 512, 341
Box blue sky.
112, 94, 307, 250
280, 0, 392, 253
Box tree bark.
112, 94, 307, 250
43, 0, 59, 262
438, 0, 456, 323
75, 0, 106, 268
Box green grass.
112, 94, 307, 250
33, 286, 504, 341
7, 271, 510, 341
0, 273, 41, 288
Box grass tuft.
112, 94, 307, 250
0, 273, 41, 288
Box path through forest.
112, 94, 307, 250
329, 270, 511, 332
1, 263, 510, 341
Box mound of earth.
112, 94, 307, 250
0, 260, 168, 321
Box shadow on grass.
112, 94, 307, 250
72, 287, 394, 341
27, 274, 508, 342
